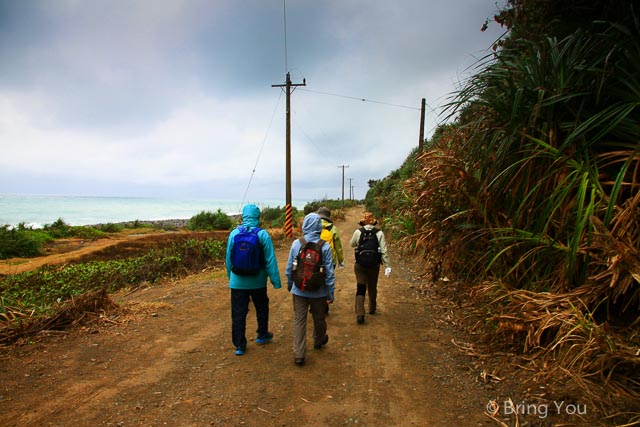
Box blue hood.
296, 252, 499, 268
302, 212, 322, 241
241, 204, 261, 228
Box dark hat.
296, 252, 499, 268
317, 206, 331, 221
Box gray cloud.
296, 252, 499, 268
0, 0, 506, 201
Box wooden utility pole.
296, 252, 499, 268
419, 97, 425, 150
348, 178, 353, 200
338, 165, 349, 208
272, 72, 306, 237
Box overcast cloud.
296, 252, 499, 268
0, 0, 506, 202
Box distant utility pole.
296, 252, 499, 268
419, 97, 426, 151
338, 165, 349, 207
272, 72, 306, 237
348, 178, 353, 200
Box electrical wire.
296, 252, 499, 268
298, 88, 423, 111
241, 91, 283, 206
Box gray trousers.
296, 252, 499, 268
292, 294, 328, 358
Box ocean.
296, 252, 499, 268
0, 194, 308, 228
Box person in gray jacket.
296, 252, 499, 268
285, 212, 336, 366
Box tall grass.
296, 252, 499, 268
384, 0, 640, 420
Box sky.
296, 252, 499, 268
0, 0, 507, 203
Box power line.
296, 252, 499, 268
241, 91, 283, 206
299, 88, 422, 111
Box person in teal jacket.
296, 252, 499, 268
285, 212, 335, 366
226, 204, 282, 356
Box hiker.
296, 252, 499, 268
226, 204, 282, 356
317, 206, 344, 315
317, 206, 345, 269
286, 212, 336, 366
349, 211, 391, 324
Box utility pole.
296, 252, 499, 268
272, 72, 306, 237
418, 97, 426, 151
348, 178, 353, 200
338, 165, 349, 208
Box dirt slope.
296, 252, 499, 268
0, 207, 594, 426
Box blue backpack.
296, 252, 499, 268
230, 226, 264, 275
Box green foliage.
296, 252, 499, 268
0, 238, 225, 317
260, 206, 303, 228
303, 199, 359, 216
373, 0, 640, 418
365, 147, 421, 225
98, 223, 123, 233
41, 218, 105, 239
0, 225, 46, 259
187, 209, 233, 231
42, 218, 74, 238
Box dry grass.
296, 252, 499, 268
0, 289, 119, 346
472, 281, 640, 421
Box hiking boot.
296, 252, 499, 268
294, 357, 305, 366
235, 346, 246, 356
357, 315, 365, 324
314, 334, 329, 349
256, 332, 274, 344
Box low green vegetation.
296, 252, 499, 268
0, 200, 360, 342
0, 225, 52, 259
187, 209, 233, 231
0, 238, 224, 344
0, 219, 112, 260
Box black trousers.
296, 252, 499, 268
231, 287, 269, 349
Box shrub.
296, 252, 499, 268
0, 225, 44, 259
42, 218, 74, 238
98, 223, 123, 233
187, 209, 233, 231
260, 206, 305, 228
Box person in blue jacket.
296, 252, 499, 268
285, 212, 335, 366
226, 204, 282, 356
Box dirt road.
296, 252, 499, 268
0, 207, 591, 426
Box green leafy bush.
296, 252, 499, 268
187, 210, 233, 231
260, 206, 305, 228
42, 218, 74, 238
0, 225, 46, 259
98, 223, 123, 233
